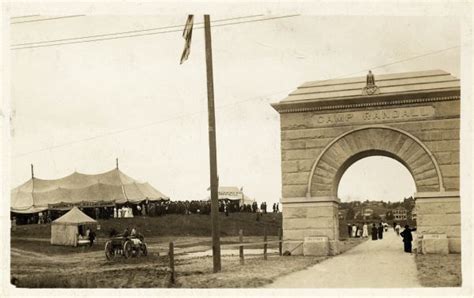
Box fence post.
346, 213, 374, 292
278, 228, 283, 256
239, 229, 244, 265
169, 242, 175, 285
263, 227, 267, 260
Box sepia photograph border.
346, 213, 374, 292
0, 0, 472, 297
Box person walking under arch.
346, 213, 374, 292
362, 223, 369, 238
377, 222, 384, 240
351, 224, 357, 238
400, 225, 417, 253
395, 223, 401, 236
371, 224, 378, 240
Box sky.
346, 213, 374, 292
9, 14, 460, 205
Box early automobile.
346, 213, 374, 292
104, 234, 148, 260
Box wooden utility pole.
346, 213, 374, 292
204, 14, 221, 273
239, 229, 244, 265
169, 242, 175, 285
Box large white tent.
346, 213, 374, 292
50, 207, 97, 246
11, 167, 169, 214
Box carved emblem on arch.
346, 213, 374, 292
306, 125, 444, 198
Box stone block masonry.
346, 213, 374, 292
274, 70, 461, 256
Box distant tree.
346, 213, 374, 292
346, 208, 355, 220
402, 196, 415, 212
386, 211, 394, 220
371, 213, 381, 220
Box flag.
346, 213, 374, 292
180, 15, 194, 64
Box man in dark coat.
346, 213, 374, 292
400, 225, 417, 253
371, 224, 378, 240
377, 223, 384, 239
89, 229, 96, 247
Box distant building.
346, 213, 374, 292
393, 206, 407, 221
338, 209, 348, 220
208, 186, 255, 206
409, 209, 417, 221
363, 208, 373, 219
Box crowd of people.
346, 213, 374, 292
347, 221, 417, 253
12, 199, 281, 225
346, 222, 388, 239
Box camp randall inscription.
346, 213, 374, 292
312, 106, 435, 126
271, 70, 461, 256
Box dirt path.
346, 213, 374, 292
267, 229, 421, 288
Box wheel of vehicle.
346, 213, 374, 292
123, 240, 132, 258
141, 243, 148, 256
104, 241, 114, 261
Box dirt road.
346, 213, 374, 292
267, 229, 421, 288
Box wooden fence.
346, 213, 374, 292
167, 228, 283, 285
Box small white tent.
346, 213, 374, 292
50, 207, 97, 246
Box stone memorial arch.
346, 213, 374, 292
272, 70, 460, 255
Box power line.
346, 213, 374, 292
11, 14, 264, 47
11, 14, 300, 50
10, 15, 41, 20
369, 45, 462, 71
12, 44, 460, 158
10, 44, 461, 158
304, 45, 462, 85
10, 15, 85, 24
12, 89, 290, 158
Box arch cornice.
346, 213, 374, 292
306, 125, 445, 198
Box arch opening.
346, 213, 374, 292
308, 126, 443, 198
337, 154, 417, 202
335, 151, 417, 200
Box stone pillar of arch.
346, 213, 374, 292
272, 70, 461, 256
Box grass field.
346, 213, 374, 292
11, 235, 364, 288
10, 212, 370, 288
415, 254, 462, 287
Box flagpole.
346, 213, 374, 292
204, 14, 221, 273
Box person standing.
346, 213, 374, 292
400, 225, 417, 253
136, 204, 142, 216
351, 224, 357, 238
395, 223, 401, 236
377, 223, 384, 240
224, 204, 229, 217
362, 223, 369, 238
371, 223, 378, 240
89, 228, 96, 247
347, 223, 352, 238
